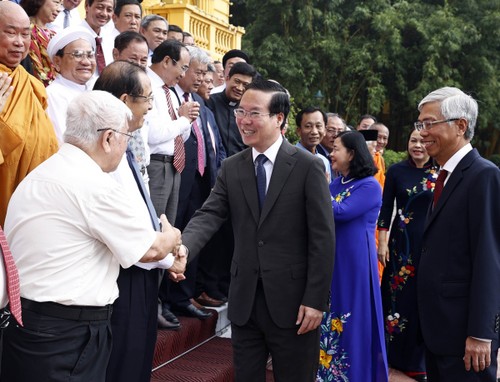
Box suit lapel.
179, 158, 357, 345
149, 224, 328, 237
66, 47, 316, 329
238, 149, 260, 224
424, 149, 478, 231
259, 141, 297, 225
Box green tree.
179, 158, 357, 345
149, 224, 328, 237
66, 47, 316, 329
235, 0, 499, 153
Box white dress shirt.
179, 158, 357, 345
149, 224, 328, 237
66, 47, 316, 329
110, 155, 174, 270
145, 67, 191, 155
46, 75, 89, 144
4, 144, 157, 306
47, 8, 81, 33
441, 143, 473, 186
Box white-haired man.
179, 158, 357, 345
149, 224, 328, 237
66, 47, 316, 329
1, 91, 183, 382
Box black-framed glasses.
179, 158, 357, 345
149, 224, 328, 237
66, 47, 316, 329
97, 128, 133, 139
234, 108, 275, 120
130, 94, 154, 103
414, 118, 460, 131
172, 58, 189, 72
64, 50, 96, 61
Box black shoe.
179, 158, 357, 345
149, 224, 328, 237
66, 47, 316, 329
161, 307, 180, 325
206, 291, 228, 303
157, 313, 180, 330
173, 304, 212, 320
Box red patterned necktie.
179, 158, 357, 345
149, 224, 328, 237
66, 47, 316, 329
0, 226, 23, 326
95, 36, 106, 74
162, 85, 185, 173
433, 169, 448, 206
183, 92, 205, 176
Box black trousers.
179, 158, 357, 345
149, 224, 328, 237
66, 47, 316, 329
231, 282, 320, 382
1, 306, 112, 382
106, 266, 159, 382
426, 347, 498, 382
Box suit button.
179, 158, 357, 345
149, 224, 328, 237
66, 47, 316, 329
258, 240, 264, 247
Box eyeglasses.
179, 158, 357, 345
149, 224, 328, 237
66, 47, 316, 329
130, 94, 154, 103
414, 118, 460, 131
97, 128, 133, 139
172, 58, 189, 72
234, 108, 275, 120
64, 50, 96, 61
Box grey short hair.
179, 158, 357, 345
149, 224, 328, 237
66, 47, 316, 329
141, 14, 168, 30
326, 113, 347, 129
64, 91, 132, 149
186, 46, 210, 65
418, 86, 478, 140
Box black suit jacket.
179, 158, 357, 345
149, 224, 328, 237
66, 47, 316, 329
182, 139, 335, 328
417, 148, 500, 355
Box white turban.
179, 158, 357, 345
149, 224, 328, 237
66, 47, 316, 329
47, 26, 96, 62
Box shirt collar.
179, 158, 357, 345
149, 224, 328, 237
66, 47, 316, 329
441, 143, 473, 174
252, 135, 283, 165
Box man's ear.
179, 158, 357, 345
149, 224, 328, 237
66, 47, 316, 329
457, 118, 468, 137
99, 130, 113, 153
112, 48, 119, 61
52, 56, 62, 72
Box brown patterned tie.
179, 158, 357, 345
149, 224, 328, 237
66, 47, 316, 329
0, 226, 23, 326
162, 85, 185, 173
95, 36, 106, 74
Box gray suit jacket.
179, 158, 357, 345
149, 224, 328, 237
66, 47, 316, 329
182, 139, 335, 328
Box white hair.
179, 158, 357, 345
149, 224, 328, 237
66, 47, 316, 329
418, 87, 478, 140
186, 46, 211, 65
64, 90, 132, 149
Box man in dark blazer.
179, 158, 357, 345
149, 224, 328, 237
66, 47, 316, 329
416, 87, 500, 381
180, 79, 335, 381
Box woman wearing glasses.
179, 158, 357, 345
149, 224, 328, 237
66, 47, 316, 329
377, 129, 436, 381
46, 26, 96, 143
317, 131, 388, 382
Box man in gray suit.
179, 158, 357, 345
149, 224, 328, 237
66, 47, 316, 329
180, 79, 335, 381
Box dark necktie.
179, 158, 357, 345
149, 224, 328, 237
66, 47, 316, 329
126, 150, 160, 231
95, 36, 106, 74
63, 9, 70, 28
162, 85, 185, 173
0, 226, 23, 326
183, 92, 205, 176
433, 169, 448, 206
255, 154, 268, 211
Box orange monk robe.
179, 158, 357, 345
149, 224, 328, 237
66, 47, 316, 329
0, 63, 58, 226
373, 151, 386, 284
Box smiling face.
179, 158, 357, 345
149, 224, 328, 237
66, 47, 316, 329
407, 129, 429, 167
330, 136, 353, 177
37, 0, 62, 25
418, 101, 466, 166
197, 71, 213, 101
0, 4, 31, 68
123, 71, 152, 131
179, 59, 207, 93
85, 0, 114, 33
236, 89, 283, 153
224, 73, 252, 102
297, 111, 326, 153
162, 47, 189, 87
113, 39, 148, 68
53, 39, 96, 84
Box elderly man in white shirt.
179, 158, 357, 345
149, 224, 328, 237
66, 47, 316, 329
1, 91, 185, 382
46, 26, 96, 143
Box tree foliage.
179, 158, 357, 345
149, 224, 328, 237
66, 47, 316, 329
233, 0, 500, 156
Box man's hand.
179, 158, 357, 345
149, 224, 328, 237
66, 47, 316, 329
168, 253, 187, 282
0, 73, 13, 114
178, 101, 200, 123
296, 305, 323, 335
463, 336, 491, 372
159, 214, 181, 254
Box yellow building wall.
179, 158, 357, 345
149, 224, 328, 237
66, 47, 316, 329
142, 0, 244, 60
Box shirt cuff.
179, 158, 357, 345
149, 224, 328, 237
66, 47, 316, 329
134, 253, 175, 270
